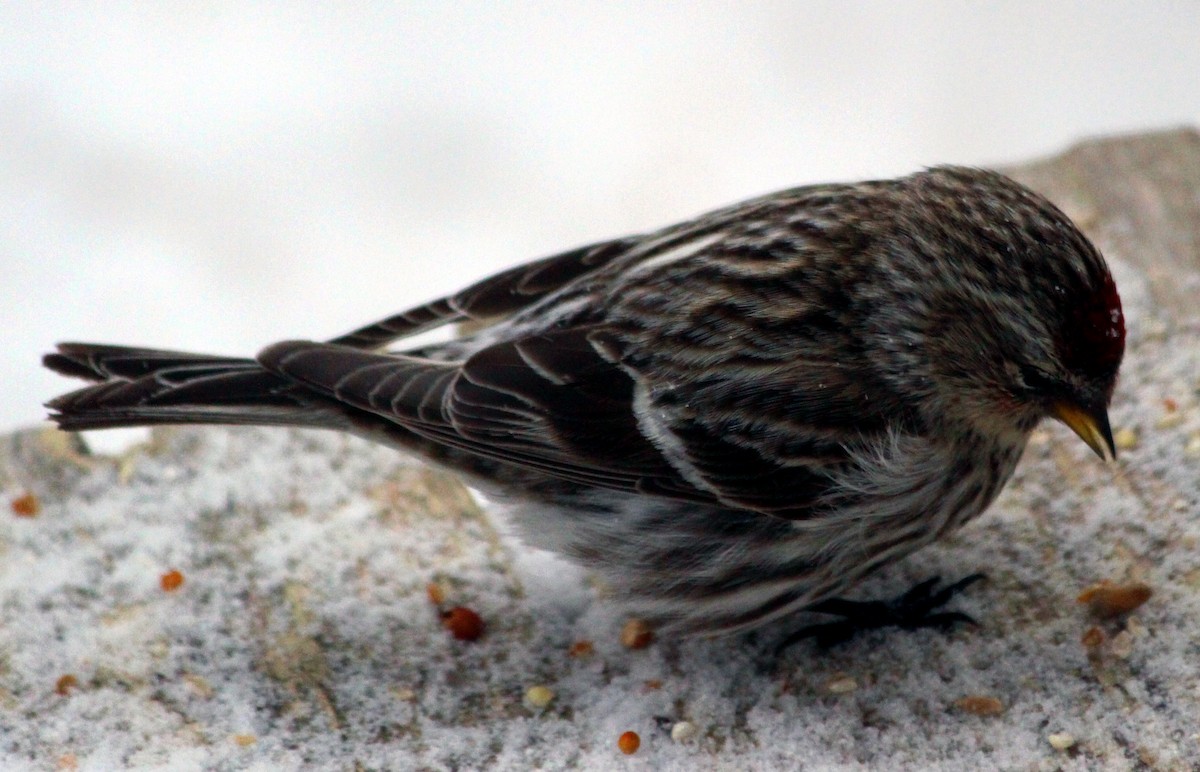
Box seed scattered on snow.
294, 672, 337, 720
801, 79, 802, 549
621, 618, 653, 649
1113, 427, 1138, 451
1156, 412, 1184, 430
1077, 581, 1152, 618
955, 695, 1004, 716
160, 569, 185, 592
442, 606, 485, 641
183, 673, 214, 699
524, 685, 555, 709
670, 721, 698, 743
55, 674, 79, 696
1047, 732, 1076, 750
1081, 626, 1105, 649
823, 674, 858, 694
10, 492, 40, 517
1110, 629, 1135, 659
617, 731, 641, 754
568, 640, 595, 658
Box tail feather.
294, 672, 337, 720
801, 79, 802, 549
45, 343, 243, 382
43, 343, 343, 433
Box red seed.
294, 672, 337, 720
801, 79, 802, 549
568, 640, 595, 658
617, 731, 640, 754
11, 492, 39, 517
442, 606, 484, 641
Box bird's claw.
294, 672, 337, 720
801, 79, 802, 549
777, 573, 986, 653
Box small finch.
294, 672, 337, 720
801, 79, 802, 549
45, 167, 1123, 636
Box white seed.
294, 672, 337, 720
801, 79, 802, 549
524, 685, 555, 709
823, 675, 858, 694
1047, 732, 1076, 750
1113, 427, 1138, 451
670, 721, 698, 742
1156, 412, 1184, 430
1111, 629, 1135, 659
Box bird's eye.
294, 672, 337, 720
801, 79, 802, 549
1016, 364, 1056, 395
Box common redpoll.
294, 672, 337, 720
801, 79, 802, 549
45, 167, 1124, 635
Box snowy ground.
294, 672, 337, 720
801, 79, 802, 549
3, 152, 1200, 769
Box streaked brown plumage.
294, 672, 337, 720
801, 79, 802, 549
45, 166, 1124, 634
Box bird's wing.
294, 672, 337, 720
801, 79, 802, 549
260, 311, 897, 519
329, 237, 640, 349
588, 327, 900, 519
257, 330, 713, 502
265, 191, 911, 517
326, 198, 782, 351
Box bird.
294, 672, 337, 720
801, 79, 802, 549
44, 166, 1124, 637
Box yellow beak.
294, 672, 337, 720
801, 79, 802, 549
1052, 400, 1117, 463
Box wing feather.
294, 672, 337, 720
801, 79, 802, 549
257, 335, 714, 501
330, 238, 638, 349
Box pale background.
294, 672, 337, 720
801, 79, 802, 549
5, 2, 1199, 431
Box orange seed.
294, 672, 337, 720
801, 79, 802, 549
160, 569, 185, 591
568, 640, 595, 658
11, 492, 39, 517
955, 695, 1004, 716
620, 618, 653, 649
55, 674, 79, 696
1081, 626, 1106, 648
1077, 582, 1152, 618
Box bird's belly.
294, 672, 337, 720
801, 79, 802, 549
494, 439, 1024, 634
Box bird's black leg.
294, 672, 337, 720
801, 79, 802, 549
777, 574, 986, 652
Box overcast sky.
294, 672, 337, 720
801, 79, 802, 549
5, 2, 1199, 431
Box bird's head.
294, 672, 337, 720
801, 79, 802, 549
872, 167, 1125, 459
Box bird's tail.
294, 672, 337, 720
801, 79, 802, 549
43, 342, 347, 433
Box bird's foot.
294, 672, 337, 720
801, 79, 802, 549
777, 573, 986, 652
